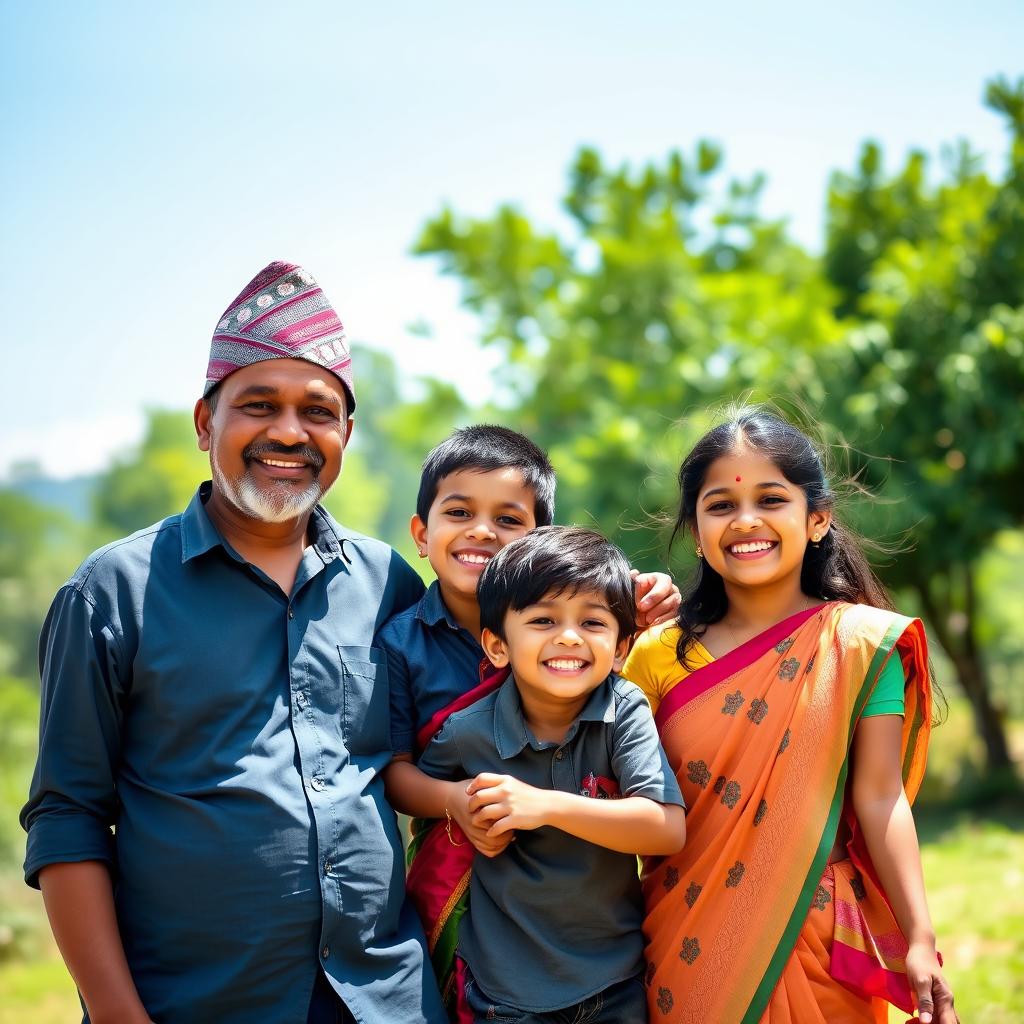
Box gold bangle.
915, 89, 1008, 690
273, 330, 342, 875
444, 808, 464, 847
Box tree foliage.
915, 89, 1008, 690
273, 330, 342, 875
415, 78, 1024, 772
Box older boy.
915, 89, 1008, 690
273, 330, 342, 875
419, 527, 685, 1023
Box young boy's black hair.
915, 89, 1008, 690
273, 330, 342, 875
415, 425, 556, 527
478, 526, 637, 641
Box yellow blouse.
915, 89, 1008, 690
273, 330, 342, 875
624, 618, 905, 718
623, 621, 714, 715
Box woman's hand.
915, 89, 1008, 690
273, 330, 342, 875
905, 941, 957, 1024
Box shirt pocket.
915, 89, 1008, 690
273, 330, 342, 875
337, 646, 390, 755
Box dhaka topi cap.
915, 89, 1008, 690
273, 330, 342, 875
204, 261, 355, 411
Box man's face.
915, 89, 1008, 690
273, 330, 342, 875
195, 359, 353, 524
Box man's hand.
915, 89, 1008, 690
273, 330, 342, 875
632, 570, 680, 629
447, 780, 514, 857
467, 773, 550, 836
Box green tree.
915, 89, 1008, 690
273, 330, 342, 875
416, 144, 841, 563
0, 490, 84, 682
415, 79, 1024, 774
820, 77, 1024, 772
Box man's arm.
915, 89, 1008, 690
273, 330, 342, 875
39, 863, 153, 1024
22, 586, 149, 1020
467, 774, 685, 855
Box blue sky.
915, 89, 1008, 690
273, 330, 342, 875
3, 1, 1021, 478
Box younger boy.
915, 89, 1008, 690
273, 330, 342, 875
418, 527, 686, 1023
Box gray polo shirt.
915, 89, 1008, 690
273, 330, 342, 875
418, 674, 683, 1012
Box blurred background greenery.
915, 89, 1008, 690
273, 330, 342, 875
3, 75, 1023, 1023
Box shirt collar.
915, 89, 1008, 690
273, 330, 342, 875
415, 580, 461, 630
179, 482, 341, 564
493, 674, 617, 759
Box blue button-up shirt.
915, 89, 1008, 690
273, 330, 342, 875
21, 484, 446, 1024
379, 581, 485, 755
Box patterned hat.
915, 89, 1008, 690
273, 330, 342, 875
205, 261, 355, 411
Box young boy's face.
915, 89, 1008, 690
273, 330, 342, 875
411, 467, 538, 606
482, 588, 629, 714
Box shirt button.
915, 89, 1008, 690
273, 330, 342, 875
324, 859, 332, 875
321, 945, 330, 960
554, 750, 564, 761
294, 691, 307, 710
288, 606, 295, 619
310, 776, 326, 791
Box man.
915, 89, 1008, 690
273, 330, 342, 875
21, 262, 446, 1023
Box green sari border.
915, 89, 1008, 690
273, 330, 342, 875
740, 614, 909, 1024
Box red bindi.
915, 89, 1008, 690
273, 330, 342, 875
736, 476, 742, 482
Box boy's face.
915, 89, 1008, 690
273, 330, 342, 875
411, 467, 538, 605
482, 588, 629, 714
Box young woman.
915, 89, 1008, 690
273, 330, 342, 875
624, 410, 957, 1024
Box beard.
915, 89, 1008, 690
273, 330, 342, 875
211, 441, 326, 524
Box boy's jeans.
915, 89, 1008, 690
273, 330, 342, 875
463, 969, 647, 1024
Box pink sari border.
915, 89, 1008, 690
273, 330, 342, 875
655, 604, 827, 729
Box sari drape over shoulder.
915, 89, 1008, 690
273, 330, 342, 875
404, 660, 510, 1024
642, 603, 931, 1024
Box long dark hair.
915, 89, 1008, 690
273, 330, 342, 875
670, 408, 894, 667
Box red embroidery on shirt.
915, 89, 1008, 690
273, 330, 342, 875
581, 772, 620, 799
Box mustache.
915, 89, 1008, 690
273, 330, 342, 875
243, 441, 325, 471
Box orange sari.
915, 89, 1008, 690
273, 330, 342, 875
640, 602, 931, 1024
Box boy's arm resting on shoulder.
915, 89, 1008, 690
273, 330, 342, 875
39, 862, 153, 1024
631, 569, 681, 629
852, 715, 956, 1024
468, 774, 685, 854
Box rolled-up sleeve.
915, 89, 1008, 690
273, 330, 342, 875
21, 585, 127, 888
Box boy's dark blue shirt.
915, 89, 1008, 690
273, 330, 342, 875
379, 580, 485, 754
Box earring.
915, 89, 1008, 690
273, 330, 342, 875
812, 533, 821, 543
418, 547, 427, 557
696, 545, 703, 559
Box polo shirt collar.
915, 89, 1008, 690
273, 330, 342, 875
493, 674, 617, 759
415, 581, 461, 630
179, 482, 341, 564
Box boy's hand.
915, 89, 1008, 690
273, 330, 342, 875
467, 773, 549, 835
632, 569, 680, 629
448, 781, 515, 858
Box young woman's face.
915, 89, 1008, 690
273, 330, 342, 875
693, 447, 830, 594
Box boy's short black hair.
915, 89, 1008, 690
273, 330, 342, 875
478, 526, 636, 641
416, 425, 556, 526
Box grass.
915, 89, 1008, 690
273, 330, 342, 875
3, 681, 1021, 1021
902, 808, 1024, 1023
4, 813, 1021, 1022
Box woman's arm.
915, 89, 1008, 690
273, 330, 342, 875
851, 715, 957, 1024
467, 772, 686, 855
